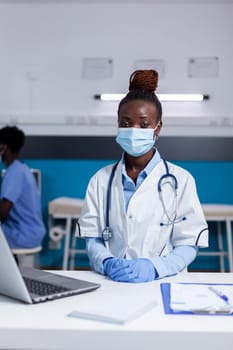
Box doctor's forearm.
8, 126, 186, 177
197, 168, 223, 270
0, 199, 12, 220
86, 238, 113, 274
151, 245, 198, 279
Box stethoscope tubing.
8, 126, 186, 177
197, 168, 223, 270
102, 158, 182, 242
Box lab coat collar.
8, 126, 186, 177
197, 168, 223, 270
121, 147, 161, 179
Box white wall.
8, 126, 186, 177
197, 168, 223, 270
0, 2, 233, 135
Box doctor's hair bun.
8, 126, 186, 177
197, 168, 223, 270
129, 70, 159, 92
118, 68, 162, 120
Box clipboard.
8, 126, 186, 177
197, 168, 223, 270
160, 283, 233, 315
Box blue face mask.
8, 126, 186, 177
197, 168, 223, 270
116, 127, 157, 157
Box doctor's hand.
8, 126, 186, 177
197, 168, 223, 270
103, 257, 126, 276
103, 257, 157, 283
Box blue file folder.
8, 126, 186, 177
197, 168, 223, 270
160, 283, 233, 315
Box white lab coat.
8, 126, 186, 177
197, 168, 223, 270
77, 159, 208, 260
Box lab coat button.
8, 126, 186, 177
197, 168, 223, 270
128, 215, 133, 219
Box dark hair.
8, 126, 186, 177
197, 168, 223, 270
0, 126, 25, 153
118, 69, 162, 120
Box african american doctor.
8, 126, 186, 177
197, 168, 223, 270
77, 69, 208, 283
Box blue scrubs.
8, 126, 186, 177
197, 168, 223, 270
0, 160, 46, 248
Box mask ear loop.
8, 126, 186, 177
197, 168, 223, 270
154, 121, 161, 142
0, 144, 6, 162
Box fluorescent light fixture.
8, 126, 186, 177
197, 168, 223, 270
157, 94, 209, 101
94, 93, 209, 102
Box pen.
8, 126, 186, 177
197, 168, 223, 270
208, 286, 230, 305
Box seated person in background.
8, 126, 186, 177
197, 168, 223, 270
0, 125, 46, 249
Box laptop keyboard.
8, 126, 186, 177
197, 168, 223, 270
23, 277, 70, 296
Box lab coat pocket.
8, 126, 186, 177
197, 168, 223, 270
142, 223, 162, 257
143, 223, 173, 257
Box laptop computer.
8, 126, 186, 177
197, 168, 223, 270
0, 227, 101, 304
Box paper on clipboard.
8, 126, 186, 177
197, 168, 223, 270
170, 283, 233, 314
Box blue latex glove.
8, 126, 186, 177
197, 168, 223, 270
103, 257, 157, 283
103, 257, 126, 276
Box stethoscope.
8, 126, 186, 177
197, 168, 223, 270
102, 158, 186, 243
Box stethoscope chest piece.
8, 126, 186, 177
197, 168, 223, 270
102, 227, 112, 242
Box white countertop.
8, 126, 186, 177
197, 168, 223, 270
1, 270, 233, 350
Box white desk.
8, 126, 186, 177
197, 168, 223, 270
1, 271, 233, 350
